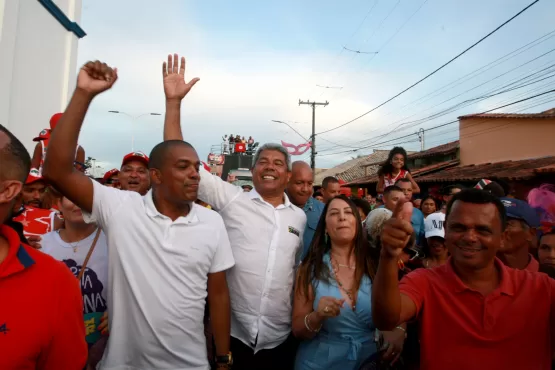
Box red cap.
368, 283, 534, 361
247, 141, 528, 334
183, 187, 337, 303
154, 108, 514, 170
50, 113, 63, 130
33, 128, 51, 142
102, 168, 120, 183
121, 151, 149, 167
25, 168, 44, 185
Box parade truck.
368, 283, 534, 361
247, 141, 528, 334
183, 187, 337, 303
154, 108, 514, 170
206, 140, 258, 184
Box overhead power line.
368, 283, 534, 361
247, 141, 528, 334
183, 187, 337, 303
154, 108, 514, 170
321, 29, 555, 149
317, 0, 541, 135
317, 88, 555, 157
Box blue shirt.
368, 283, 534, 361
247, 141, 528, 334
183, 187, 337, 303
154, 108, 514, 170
300, 197, 325, 260
412, 207, 425, 245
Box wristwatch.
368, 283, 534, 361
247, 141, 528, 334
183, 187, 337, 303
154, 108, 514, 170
215, 352, 233, 366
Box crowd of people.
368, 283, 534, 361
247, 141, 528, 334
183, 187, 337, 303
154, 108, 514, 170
222, 134, 257, 155
1, 53, 555, 370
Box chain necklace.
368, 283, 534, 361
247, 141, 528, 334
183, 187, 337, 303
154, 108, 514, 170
330, 257, 356, 310
58, 229, 97, 253
331, 253, 355, 269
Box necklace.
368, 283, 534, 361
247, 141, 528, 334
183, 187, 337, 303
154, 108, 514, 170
330, 257, 356, 310
331, 253, 356, 269
58, 229, 97, 253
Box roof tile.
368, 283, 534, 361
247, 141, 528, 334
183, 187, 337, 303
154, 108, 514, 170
416, 156, 555, 182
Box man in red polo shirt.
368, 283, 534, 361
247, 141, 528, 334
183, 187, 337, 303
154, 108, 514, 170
0, 124, 87, 369
119, 151, 150, 195
373, 188, 555, 370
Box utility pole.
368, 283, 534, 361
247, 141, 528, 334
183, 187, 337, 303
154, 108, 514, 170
418, 128, 425, 151
299, 100, 329, 171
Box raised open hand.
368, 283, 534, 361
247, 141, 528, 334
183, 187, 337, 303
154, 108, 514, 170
163, 54, 200, 101
77, 61, 118, 96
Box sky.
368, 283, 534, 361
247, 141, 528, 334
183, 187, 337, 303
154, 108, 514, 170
76, 0, 555, 174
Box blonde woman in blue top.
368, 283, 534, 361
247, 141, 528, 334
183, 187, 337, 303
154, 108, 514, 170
292, 195, 377, 369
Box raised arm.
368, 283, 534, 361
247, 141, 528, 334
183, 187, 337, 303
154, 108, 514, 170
406, 172, 420, 194
162, 53, 199, 141
377, 175, 385, 194
43, 61, 118, 214
372, 200, 418, 330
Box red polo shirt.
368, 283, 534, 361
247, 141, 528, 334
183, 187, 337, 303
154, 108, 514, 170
0, 225, 87, 370
525, 253, 540, 272
400, 258, 555, 370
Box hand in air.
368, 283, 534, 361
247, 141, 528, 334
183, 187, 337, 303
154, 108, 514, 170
316, 296, 344, 319
77, 61, 118, 96
380, 199, 414, 259
163, 54, 200, 101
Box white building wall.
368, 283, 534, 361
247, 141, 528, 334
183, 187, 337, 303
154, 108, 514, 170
0, 0, 83, 153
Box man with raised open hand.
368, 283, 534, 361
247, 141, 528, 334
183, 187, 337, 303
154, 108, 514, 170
162, 54, 306, 370
372, 189, 555, 370
43, 59, 234, 370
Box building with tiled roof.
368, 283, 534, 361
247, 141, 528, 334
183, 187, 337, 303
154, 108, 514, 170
314, 150, 390, 186
458, 107, 555, 166
344, 107, 555, 199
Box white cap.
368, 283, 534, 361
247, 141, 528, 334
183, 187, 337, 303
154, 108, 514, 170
365, 208, 393, 244
425, 212, 445, 239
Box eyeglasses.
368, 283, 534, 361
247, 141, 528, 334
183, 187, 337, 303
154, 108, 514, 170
105, 179, 120, 185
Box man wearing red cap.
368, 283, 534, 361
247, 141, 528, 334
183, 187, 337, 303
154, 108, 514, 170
102, 168, 120, 188
119, 151, 150, 195
0, 124, 87, 369
13, 169, 60, 248
31, 113, 85, 176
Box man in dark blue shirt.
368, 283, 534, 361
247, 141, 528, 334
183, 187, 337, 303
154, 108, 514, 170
286, 161, 324, 260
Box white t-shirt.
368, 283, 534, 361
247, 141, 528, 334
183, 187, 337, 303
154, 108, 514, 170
84, 180, 235, 370
40, 229, 109, 344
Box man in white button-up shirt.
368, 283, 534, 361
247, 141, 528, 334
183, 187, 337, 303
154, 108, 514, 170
163, 54, 307, 370
44, 59, 235, 370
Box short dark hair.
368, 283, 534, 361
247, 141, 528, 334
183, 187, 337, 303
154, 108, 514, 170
350, 196, 371, 218
0, 125, 31, 183
322, 176, 339, 189
395, 178, 411, 186
384, 185, 403, 197
446, 188, 507, 230
313, 191, 322, 198
148, 140, 194, 170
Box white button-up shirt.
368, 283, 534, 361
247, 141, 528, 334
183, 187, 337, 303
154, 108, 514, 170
84, 180, 234, 370
198, 169, 306, 352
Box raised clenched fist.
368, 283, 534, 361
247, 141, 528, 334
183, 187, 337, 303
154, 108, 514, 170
77, 61, 118, 96
380, 200, 414, 259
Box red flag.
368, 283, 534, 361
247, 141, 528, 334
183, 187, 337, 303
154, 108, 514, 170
281, 141, 312, 156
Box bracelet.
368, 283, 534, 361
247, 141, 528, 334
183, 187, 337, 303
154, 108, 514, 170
395, 326, 407, 338
304, 312, 322, 333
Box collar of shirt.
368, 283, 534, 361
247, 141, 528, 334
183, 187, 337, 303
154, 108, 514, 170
443, 257, 515, 296
303, 196, 314, 212
143, 190, 199, 225
0, 225, 35, 279
247, 188, 293, 209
